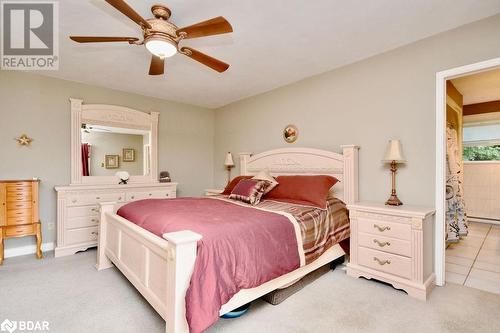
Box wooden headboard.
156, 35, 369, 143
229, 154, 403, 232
239, 146, 359, 204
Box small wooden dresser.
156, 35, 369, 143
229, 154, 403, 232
0, 179, 43, 264
346, 202, 435, 300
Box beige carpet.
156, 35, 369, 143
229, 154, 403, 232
1, 249, 499, 333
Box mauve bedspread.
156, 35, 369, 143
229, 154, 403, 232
117, 197, 301, 333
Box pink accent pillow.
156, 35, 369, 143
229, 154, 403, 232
229, 179, 273, 205
264, 175, 339, 209
221, 176, 253, 195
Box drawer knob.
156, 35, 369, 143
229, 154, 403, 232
149, 193, 152, 196
91, 219, 97, 222
118, 197, 122, 200
91, 208, 98, 212
91, 231, 98, 235
373, 224, 391, 232
131, 196, 135, 199
96, 197, 101, 200
373, 257, 391, 266
373, 239, 391, 247
72, 199, 77, 203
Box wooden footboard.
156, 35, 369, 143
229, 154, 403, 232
97, 202, 346, 333
97, 202, 201, 333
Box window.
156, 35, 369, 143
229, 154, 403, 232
463, 124, 500, 161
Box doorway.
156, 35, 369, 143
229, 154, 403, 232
435, 57, 500, 287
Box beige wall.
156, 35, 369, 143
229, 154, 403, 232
214, 14, 500, 207
0, 71, 215, 250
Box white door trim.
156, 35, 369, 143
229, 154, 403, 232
435, 57, 500, 286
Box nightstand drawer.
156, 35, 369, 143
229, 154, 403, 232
358, 247, 411, 280
357, 217, 411, 240
358, 232, 411, 257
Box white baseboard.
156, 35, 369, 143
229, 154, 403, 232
4, 242, 55, 258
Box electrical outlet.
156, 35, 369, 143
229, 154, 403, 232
48, 223, 55, 230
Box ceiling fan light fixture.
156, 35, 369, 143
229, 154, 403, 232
145, 37, 177, 58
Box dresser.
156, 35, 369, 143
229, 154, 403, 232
346, 202, 435, 300
54, 183, 177, 257
0, 179, 43, 265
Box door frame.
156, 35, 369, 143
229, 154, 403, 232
435, 57, 500, 286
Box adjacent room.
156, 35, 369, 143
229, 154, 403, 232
1, 1, 500, 332
445, 70, 500, 293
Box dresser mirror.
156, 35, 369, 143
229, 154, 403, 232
70, 99, 159, 185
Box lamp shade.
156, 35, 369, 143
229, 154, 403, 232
224, 152, 235, 167
382, 140, 407, 163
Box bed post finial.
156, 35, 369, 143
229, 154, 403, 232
341, 145, 359, 205
239, 152, 252, 176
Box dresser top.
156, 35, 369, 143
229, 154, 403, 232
54, 182, 177, 191
347, 201, 435, 218
0, 179, 40, 183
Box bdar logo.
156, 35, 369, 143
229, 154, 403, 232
0, 319, 17, 333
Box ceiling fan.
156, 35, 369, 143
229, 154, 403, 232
81, 124, 112, 133
70, 0, 233, 75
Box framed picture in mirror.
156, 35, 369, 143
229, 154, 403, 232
123, 148, 136, 162
105, 155, 120, 169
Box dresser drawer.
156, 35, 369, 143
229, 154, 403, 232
6, 193, 32, 203
68, 192, 125, 206
7, 208, 31, 218
126, 190, 173, 201
357, 217, 411, 240
4, 224, 35, 237
6, 183, 31, 191
358, 247, 411, 280
66, 216, 100, 229
65, 227, 99, 245
67, 205, 100, 218
358, 232, 411, 257
7, 216, 33, 226
7, 201, 31, 210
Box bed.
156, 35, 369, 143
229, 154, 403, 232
96, 146, 359, 333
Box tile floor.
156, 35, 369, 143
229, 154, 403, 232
445, 221, 500, 294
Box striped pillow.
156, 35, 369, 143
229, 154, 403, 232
229, 179, 272, 205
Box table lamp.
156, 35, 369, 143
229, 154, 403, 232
382, 140, 406, 206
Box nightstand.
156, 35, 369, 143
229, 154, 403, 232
346, 202, 435, 300
204, 189, 223, 196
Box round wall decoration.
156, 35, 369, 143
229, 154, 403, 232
283, 125, 298, 143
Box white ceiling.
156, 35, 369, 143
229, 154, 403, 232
452, 68, 500, 105
38, 0, 500, 108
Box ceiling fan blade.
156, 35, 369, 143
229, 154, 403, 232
177, 16, 233, 39
149, 55, 165, 75
70, 36, 139, 43
105, 0, 152, 29
181, 47, 229, 73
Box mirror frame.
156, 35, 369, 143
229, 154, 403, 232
70, 98, 159, 185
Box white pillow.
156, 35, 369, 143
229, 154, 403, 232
252, 169, 278, 194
